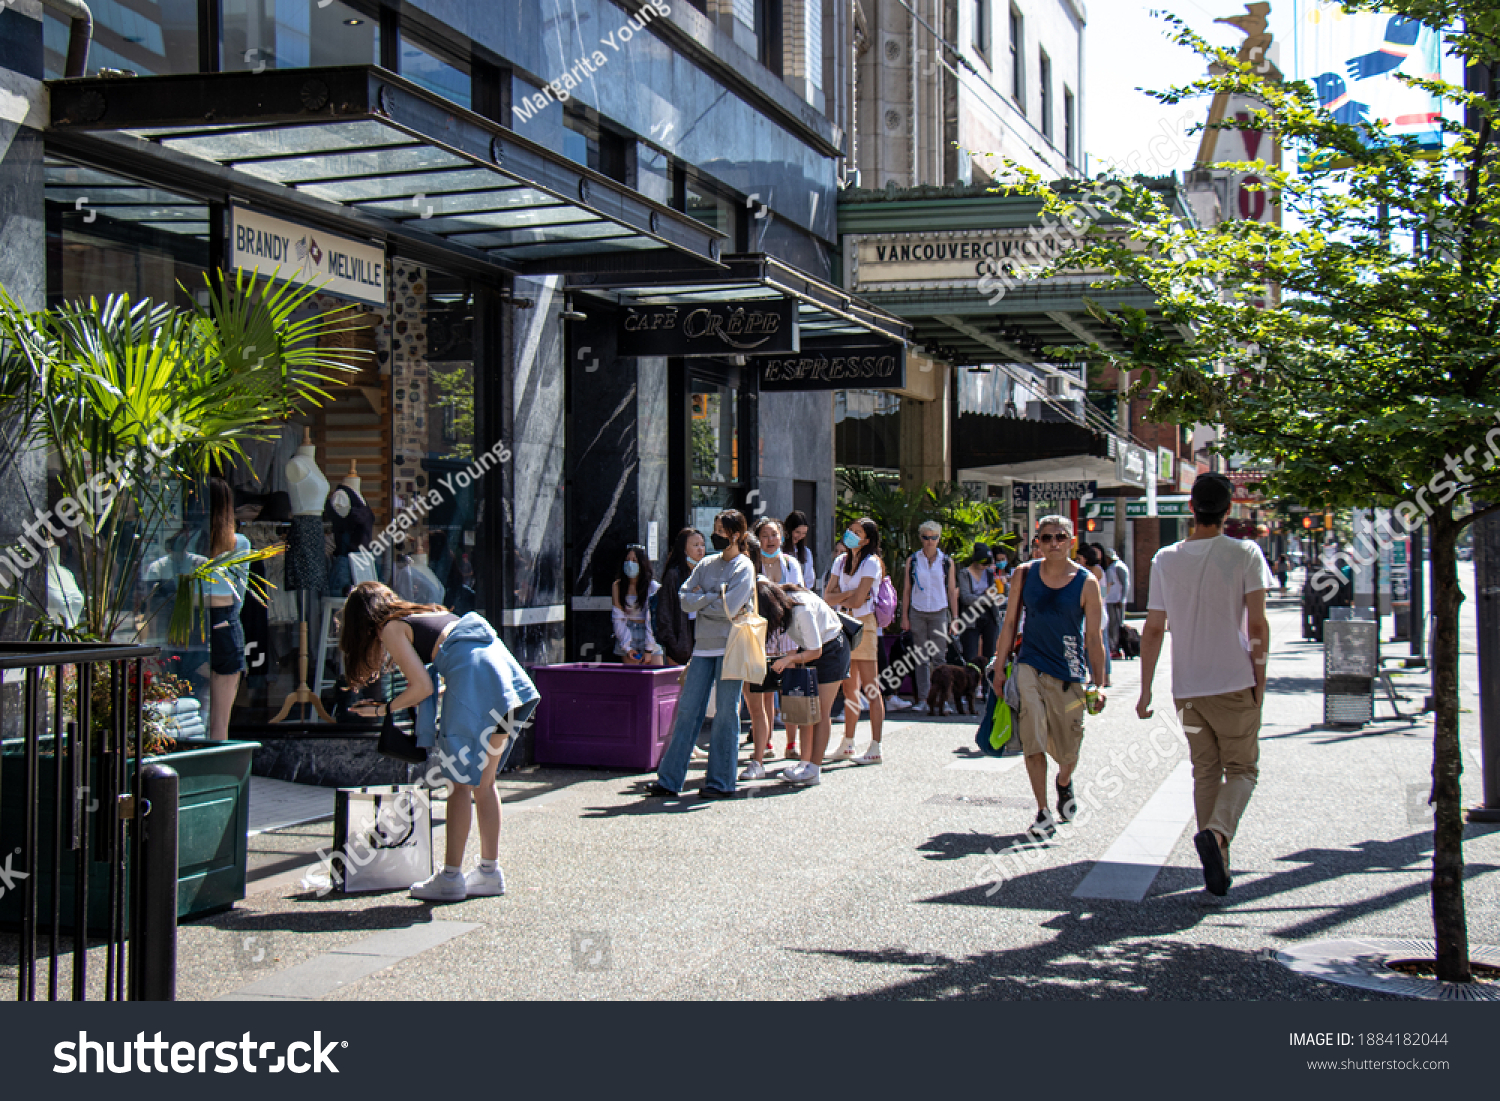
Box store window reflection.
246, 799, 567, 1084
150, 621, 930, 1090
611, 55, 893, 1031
834, 390, 902, 474
44, 0, 198, 78
689, 378, 743, 535
221, 0, 378, 73
401, 36, 472, 110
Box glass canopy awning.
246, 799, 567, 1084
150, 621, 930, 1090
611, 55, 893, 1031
568, 254, 909, 346
47, 66, 726, 274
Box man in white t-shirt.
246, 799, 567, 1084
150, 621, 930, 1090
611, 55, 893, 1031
1136, 473, 1272, 897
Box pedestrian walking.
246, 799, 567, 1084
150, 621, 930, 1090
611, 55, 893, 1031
823, 517, 887, 763
957, 542, 1000, 665
1102, 545, 1129, 658
1136, 474, 1272, 896
1081, 543, 1112, 688
647, 509, 757, 799
783, 509, 817, 588
902, 521, 960, 713
340, 582, 538, 901
612, 544, 663, 666
991, 515, 1108, 840
655, 528, 705, 666
1275, 553, 1290, 593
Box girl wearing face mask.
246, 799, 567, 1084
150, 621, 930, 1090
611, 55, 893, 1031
655, 528, 705, 666
612, 544, 663, 666
821, 517, 886, 766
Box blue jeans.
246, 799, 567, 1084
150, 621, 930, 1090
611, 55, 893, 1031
656, 655, 744, 793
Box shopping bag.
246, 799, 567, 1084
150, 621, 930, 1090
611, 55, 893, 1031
779, 665, 820, 725
331, 785, 433, 893
377, 708, 426, 764
720, 583, 767, 683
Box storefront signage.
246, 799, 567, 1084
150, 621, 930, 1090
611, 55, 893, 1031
844, 229, 1123, 293
1179, 462, 1199, 493
1157, 447, 1176, 483
618, 299, 798, 357
229, 205, 385, 307
1012, 481, 1097, 504
756, 338, 905, 392
1084, 496, 1192, 519
1116, 444, 1151, 489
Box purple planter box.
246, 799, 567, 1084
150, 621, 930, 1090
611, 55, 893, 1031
529, 664, 682, 771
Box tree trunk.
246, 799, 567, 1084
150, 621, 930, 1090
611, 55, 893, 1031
1428, 508, 1471, 983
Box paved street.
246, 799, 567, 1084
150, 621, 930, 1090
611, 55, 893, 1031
179, 567, 1499, 1001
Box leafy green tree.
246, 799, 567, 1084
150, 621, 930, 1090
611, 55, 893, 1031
1001, 3, 1500, 981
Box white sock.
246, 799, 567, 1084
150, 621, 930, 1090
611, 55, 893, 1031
479, 858, 498, 873
805, 763, 821, 776
441, 865, 461, 878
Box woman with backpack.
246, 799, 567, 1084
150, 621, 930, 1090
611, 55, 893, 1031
823, 517, 888, 764
958, 541, 1002, 665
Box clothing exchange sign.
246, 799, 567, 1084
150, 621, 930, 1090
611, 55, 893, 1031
618, 299, 798, 356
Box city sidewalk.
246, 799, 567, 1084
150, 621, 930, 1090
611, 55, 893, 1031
181, 569, 1500, 1001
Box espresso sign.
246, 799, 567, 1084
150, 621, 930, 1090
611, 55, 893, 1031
757, 338, 906, 393
618, 299, 798, 357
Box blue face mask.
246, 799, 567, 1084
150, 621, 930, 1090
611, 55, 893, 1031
623, 561, 640, 578
842, 531, 861, 549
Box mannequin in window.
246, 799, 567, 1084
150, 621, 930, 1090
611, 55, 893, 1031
284, 427, 329, 596
325, 460, 376, 596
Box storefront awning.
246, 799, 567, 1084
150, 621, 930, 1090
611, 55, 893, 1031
566, 253, 909, 347
47, 66, 726, 273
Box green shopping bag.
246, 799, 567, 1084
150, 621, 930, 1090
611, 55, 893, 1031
974, 662, 1016, 756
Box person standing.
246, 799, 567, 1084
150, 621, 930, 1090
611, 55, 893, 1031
1275, 553, 1290, 594
1136, 474, 1272, 897
957, 542, 999, 666
204, 477, 251, 742
901, 521, 960, 713
648, 510, 757, 799
991, 516, 1107, 840
655, 528, 705, 666
823, 518, 887, 763
773, 582, 852, 786
783, 509, 817, 589
612, 544, 663, 666
1102, 545, 1129, 659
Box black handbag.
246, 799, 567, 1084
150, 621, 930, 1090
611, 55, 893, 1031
377, 707, 427, 764
836, 610, 864, 651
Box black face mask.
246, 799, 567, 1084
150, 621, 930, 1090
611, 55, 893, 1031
710, 533, 729, 551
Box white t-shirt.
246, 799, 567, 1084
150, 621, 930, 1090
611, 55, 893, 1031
829, 552, 882, 618
1105, 560, 1129, 604
787, 591, 842, 649
1148, 535, 1274, 698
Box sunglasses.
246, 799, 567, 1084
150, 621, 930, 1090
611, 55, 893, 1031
1036, 533, 1072, 544
921, 534, 939, 541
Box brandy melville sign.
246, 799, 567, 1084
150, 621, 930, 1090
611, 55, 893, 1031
229, 205, 386, 307
756, 338, 906, 393
618, 299, 798, 356
845, 229, 1119, 293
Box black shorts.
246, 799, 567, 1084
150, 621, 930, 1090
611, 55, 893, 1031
209, 605, 246, 675
808, 633, 851, 686
746, 665, 782, 694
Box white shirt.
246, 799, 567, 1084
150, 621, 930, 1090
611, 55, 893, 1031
758, 551, 803, 587
1148, 535, 1274, 698
909, 549, 950, 613
1105, 560, 1129, 604
787, 591, 842, 649
829, 552, 882, 618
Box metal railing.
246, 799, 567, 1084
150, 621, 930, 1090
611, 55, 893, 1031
0, 642, 177, 1001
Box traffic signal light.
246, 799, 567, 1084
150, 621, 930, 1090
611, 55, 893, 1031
1085, 518, 1099, 532
1302, 516, 1314, 529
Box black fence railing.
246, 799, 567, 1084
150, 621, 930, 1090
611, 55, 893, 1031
0, 642, 177, 1001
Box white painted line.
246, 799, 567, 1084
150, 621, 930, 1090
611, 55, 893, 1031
1072, 760, 1196, 902
946, 757, 1022, 772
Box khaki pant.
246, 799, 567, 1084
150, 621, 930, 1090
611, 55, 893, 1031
1177, 688, 1262, 843
1013, 662, 1085, 769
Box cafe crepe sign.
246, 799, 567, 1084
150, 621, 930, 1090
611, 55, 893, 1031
229, 205, 386, 307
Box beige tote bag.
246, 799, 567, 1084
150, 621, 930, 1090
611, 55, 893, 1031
719, 582, 767, 683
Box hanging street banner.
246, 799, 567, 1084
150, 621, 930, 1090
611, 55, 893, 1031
229, 204, 386, 307
1116, 443, 1151, 489
756, 337, 906, 392
619, 299, 798, 357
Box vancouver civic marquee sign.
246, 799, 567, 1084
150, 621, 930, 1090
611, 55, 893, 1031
844, 229, 1117, 293
618, 299, 798, 357
229, 205, 385, 307
756, 338, 906, 393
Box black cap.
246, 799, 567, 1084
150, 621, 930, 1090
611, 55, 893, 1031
972, 542, 990, 558
1191, 473, 1234, 514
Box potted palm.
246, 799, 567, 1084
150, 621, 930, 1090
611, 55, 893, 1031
0, 269, 364, 919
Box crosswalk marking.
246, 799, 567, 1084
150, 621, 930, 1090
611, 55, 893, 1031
946, 757, 1022, 772
1072, 760, 1196, 902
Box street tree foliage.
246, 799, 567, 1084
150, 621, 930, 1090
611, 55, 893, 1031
1000, 2, 1500, 982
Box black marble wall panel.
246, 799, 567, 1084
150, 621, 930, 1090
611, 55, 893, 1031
759, 389, 835, 577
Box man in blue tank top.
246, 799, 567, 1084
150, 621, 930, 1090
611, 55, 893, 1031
991, 514, 1108, 840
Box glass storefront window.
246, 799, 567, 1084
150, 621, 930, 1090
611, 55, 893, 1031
401, 36, 472, 110
689, 378, 742, 534
44, 0, 199, 78
834, 390, 902, 474
221, 0, 378, 74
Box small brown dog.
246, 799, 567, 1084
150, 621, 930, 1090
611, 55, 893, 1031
927, 663, 984, 716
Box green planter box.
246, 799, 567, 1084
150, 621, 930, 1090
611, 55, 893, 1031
0, 737, 258, 929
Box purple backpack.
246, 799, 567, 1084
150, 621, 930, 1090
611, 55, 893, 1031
872, 569, 898, 629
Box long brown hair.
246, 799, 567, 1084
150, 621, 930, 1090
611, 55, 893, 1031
755, 576, 798, 636
750, 517, 783, 574
340, 581, 447, 688
841, 516, 881, 576
208, 476, 235, 557
717, 508, 750, 555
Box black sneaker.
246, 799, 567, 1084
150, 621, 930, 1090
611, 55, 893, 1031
699, 785, 738, 799
1193, 829, 1231, 895
1056, 780, 1077, 822
1026, 810, 1057, 841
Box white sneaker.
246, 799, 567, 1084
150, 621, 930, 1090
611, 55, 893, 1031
942, 702, 956, 716
825, 738, 856, 762
781, 761, 821, 786
739, 759, 767, 781
886, 696, 913, 712
410, 869, 466, 901
853, 743, 884, 765
692, 744, 709, 759
463, 866, 506, 897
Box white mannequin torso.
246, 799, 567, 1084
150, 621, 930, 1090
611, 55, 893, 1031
286, 445, 329, 515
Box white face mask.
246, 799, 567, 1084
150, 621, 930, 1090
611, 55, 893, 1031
623, 561, 640, 579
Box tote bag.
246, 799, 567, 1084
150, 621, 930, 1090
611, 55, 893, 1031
779, 665, 819, 725
720, 582, 767, 683
331, 785, 433, 893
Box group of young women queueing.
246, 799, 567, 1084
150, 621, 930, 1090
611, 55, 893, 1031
647, 508, 891, 796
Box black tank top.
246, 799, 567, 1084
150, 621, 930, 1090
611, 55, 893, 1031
404, 612, 458, 663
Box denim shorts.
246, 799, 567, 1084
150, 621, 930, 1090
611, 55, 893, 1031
208, 605, 246, 675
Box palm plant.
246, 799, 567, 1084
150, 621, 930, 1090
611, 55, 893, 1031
0, 270, 364, 644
